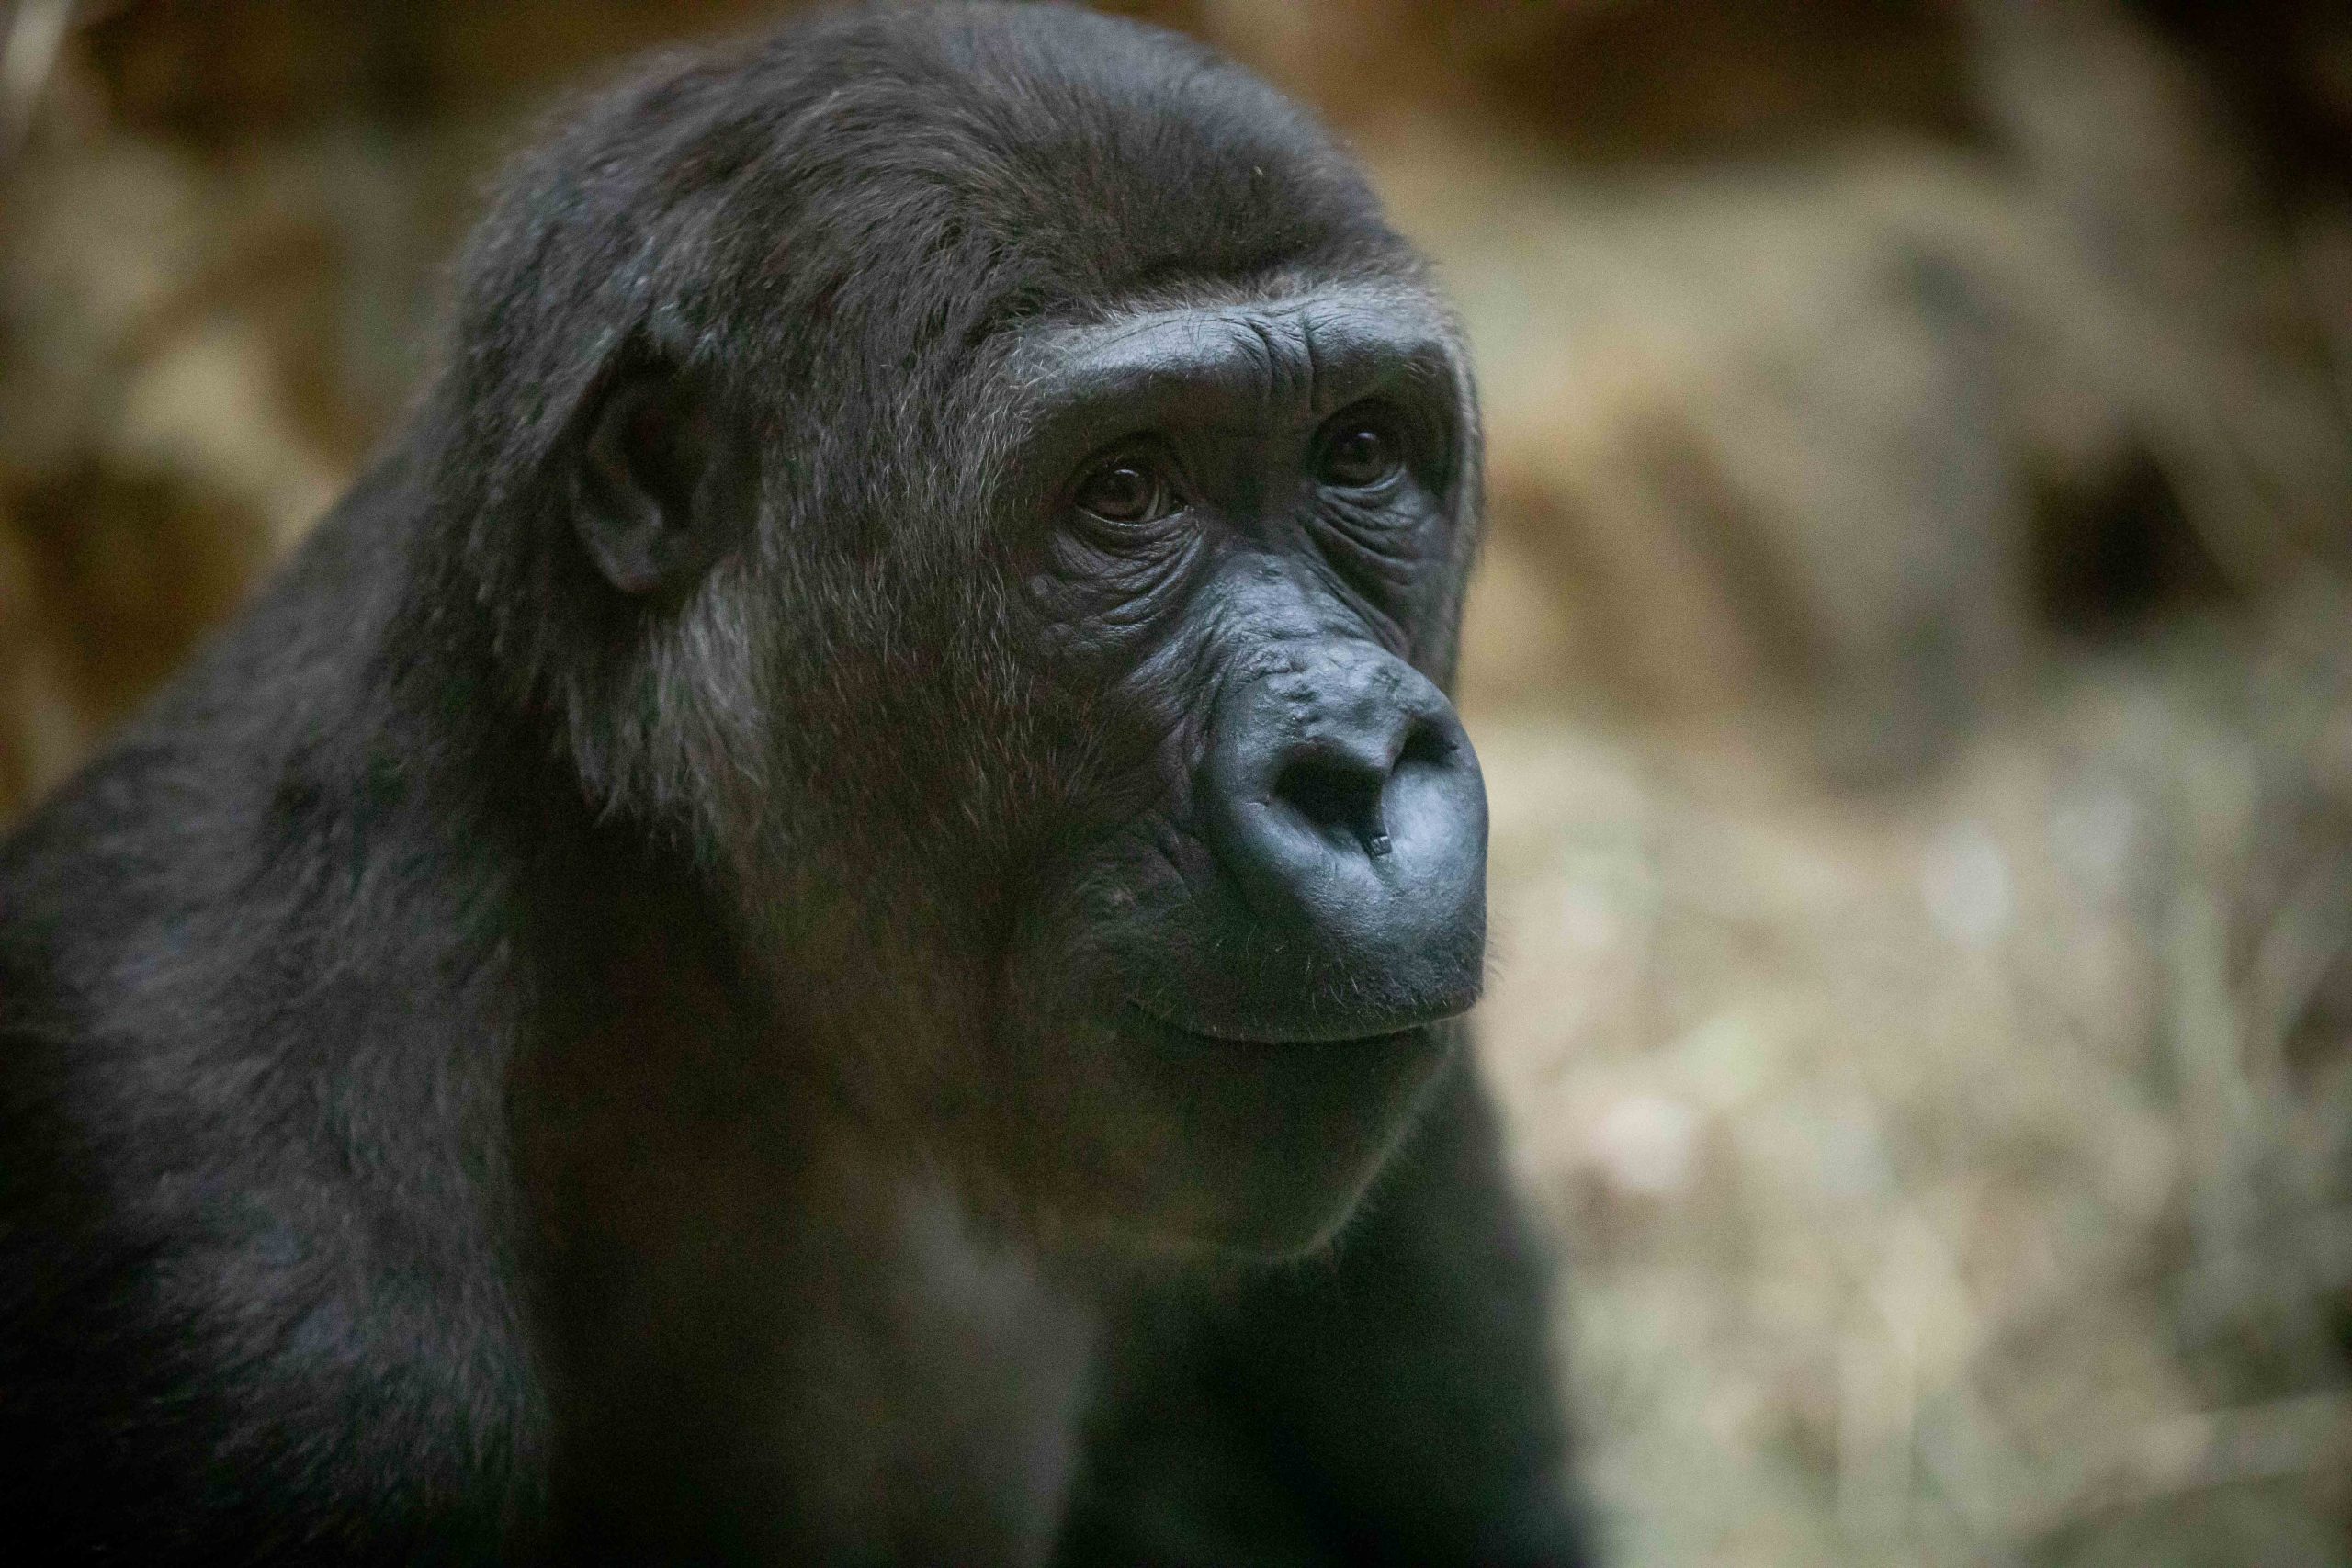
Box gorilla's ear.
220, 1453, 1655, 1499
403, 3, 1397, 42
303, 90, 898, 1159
573, 364, 748, 596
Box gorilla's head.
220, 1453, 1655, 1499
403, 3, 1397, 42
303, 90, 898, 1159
440, 3, 1486, 1260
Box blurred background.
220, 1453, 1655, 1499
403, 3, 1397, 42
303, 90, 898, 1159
1, 0, 2348, 1560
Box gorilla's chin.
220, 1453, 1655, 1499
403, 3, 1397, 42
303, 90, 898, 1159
1001, 1003, 1459, 1265
1143, 1016, 1457, 1260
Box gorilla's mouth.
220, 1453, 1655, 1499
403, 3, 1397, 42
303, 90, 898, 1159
1125, 1004, 1437, 1050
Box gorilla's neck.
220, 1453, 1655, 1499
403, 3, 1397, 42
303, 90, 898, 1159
507, 851, 1100, 1562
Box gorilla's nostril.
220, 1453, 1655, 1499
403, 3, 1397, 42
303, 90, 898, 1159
1397, 720, 1454, 773
1273, 753, 1388, 856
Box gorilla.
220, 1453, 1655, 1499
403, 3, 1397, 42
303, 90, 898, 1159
0, 5, 1584, 1562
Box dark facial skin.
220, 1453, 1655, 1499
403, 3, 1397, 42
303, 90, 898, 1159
983, 287, 1489, 1255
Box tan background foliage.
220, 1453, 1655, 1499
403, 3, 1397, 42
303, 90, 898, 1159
3, 2, 2349, 1561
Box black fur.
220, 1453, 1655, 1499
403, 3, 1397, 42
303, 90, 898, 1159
0, 5, 1585, 1562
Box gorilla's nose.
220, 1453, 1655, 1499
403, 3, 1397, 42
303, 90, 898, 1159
1203, 645, 1487, 1029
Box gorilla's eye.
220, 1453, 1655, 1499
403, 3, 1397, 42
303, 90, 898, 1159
1316, 413, 1406, 491
1073, 456, 1174, 525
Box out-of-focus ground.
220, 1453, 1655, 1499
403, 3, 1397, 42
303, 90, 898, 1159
3, 1, 2349, 1562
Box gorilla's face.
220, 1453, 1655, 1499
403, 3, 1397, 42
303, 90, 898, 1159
977, 284, 1487, 1258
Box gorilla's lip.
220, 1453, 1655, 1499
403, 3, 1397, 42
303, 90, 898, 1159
1125, 1004, 1444, 1049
